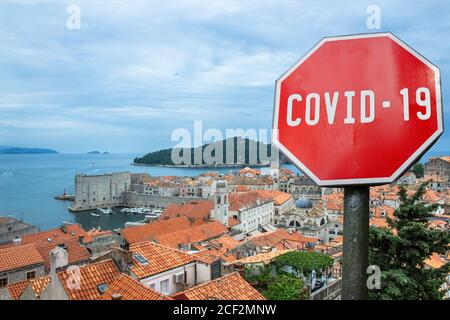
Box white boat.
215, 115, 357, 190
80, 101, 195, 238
97, 207, 113, 214
151, 209, 163, 216
90, 212, 100, 217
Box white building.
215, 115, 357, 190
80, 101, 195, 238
228, 191, 274, 235
129, 242, 215, 296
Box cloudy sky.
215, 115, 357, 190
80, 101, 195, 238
0, 0, 449, 153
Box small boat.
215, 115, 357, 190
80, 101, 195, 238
97, 207, 113, 214
90, 212, 100, 217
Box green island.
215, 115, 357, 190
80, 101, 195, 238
133, 137, 289, 168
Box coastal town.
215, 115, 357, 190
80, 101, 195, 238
0, 156, 448, 300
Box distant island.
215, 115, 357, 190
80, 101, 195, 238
0, 146, 58, 154
87, 151, 109, 154
133, 137, 289, 168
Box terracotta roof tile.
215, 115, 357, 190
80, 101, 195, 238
7, 280, 29, 300
161, 200, 214, 220
122, 216, 193, 244
7, 276, 51, 300
425, 253, 446, 269
209, 235, 241, 250
99, 274, 170, 300
155, 221, 228, 249
233, 249, 293, 265
248, 229, 318, 250
130, 242, 195, 279
34, 240, 90, 271
58, 259, 120, 300
173, 272, 265, 300
20, 224, 87, 245
229, 191, 274, 211
0, 243, 44, 273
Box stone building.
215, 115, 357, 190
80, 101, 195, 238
281, 197, 330, 243
0, 217, 38, 245
424, 156, 450, 184
70, 172, 131, 211
0, 243, 46, 288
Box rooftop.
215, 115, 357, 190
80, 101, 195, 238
161, 200, 214, 221
122, 216, 194, 244
99, 274, 170, 300
58, 259, 120, 300
0, 243, 44, 273
130, 242, 196, 279
172, 271, 265, 300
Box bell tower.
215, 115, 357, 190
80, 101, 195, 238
213, 178, 229, 226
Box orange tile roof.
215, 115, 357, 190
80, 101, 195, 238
255, 190, 292, 206
99, 274, 170, 300
83, 228, 113, 244
429, 219, 447, 230
425, 253, 446, 269
58, 259, 120, 300
130, 242, 196, 279
372, 205, 395, 219
229, 190, 273, 211
0, 243, 44, 273
7, 280, 29, 300
235, 185, 251, 192
20, 224, 87, 245
227, 217, 241, 227
155, 220, 227, 249
122, 216, 193, 244
34, 240, 90, 271
327, 201, 340, 211
172, 272, 265, 300
234, 249, 293, 265
7, 276, 52, 300
370, 218, 389, 228
192, 250, 222, 264
248, 229, 318, 250
209, 235, 241, 250
161, 200, 214, 220
423, 190, 444, 203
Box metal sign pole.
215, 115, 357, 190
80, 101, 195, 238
342, 185, 370, 300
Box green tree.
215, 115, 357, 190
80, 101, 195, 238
263, 274, 305, 300
411, 162, 424, 178
369, 183, 449, 300
273, 251, 334, 277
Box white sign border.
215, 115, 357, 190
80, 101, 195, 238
272, 32, 443, 187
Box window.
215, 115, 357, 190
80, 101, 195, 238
26, 271, 36, 280
0, 277, 7, 288
133, 254, 149, 265
160, 279, 169, 294
97, 283, 108, 294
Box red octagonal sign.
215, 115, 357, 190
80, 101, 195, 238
273, 33, 443, 186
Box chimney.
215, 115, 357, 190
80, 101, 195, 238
111, 293, 122, 300
49, 246, 69, 274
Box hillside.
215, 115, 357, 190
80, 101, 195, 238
0, 146, 58, 154
133, 137, 288, 167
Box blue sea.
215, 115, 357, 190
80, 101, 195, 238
0, 153, 285, 231
0, 150, 446, 232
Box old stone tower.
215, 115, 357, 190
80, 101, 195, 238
212, 178, 229, 226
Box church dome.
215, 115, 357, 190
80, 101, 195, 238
295, 197, 313, 209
